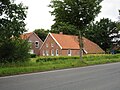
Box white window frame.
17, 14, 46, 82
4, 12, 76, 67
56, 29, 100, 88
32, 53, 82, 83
56, 49, 59, 56
51, 49, 54, 56
29, 49, 34, 54
51, 43, 54, 47
43, 50, 45, 56
46, 43, 48, 48
28, 40, 32, 49
68, 49, 72, 56
35, 41, 39, 48
46, 50, 49, 56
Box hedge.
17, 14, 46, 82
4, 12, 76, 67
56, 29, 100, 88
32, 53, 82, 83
36, 56, 80, 62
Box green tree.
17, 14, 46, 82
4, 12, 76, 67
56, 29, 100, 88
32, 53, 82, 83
51, 22, 78, 35
0, 39, 30, 63
0, 0, 29, 62
0, 0, 28, 41
34, 29, 49, 41
49, 0, 103, 60
85, 18, 119, 52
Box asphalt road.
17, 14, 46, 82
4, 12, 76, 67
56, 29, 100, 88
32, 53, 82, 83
0, 63, 120, 90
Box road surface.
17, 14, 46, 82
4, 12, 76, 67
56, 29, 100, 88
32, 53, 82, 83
0, 63, 120, 90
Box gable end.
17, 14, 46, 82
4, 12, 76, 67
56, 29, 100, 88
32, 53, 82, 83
40, 33, 62, 50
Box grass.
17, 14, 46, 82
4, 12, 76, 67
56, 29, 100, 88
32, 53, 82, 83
0, 54, 120, 77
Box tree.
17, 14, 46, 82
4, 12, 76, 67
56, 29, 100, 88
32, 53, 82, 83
34, 29, 49, 41
51, 22, 78, 35
0, 0, 29, 62
49, 0, 103, 60
85, 18, 119, 52
0, 0, 28, 42
0, 39, 30, 63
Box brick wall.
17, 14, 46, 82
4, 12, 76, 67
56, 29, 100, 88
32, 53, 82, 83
40, 34, 80, 56
40, 34, 61, 56
29, 33, 43, 55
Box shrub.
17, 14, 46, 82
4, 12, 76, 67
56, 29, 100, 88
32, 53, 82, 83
0, 39, 30, 63
36, 56, 80, 62
30, 54, 36, 58
115, 50, 120, 54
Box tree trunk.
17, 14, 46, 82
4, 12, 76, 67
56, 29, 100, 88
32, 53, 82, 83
78, 30, 83, 61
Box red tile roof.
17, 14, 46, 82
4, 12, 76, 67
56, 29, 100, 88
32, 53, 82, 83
52, 33, 79, 49
20, 32, 33, 40
51, 33, 104, 54
83, 37, 105, 54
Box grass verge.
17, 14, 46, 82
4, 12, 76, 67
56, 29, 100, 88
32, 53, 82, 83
0, 54, 120, 77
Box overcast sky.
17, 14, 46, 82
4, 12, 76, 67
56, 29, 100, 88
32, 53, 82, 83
16, 0, 120, 32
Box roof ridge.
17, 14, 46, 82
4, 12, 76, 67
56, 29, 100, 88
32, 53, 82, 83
20, 32, 33, 39
51, 33, 77, 37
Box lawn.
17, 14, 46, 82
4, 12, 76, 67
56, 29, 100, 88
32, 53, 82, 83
0, 54, 120, 77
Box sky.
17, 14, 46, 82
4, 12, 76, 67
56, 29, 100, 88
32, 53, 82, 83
15, 0, 120, 32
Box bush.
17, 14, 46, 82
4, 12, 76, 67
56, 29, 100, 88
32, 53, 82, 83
0, 39, 30, 63
30, 54, 36, 58
115, 50, 120, 54
36, 54, 120, 63
36, 56, 80, 62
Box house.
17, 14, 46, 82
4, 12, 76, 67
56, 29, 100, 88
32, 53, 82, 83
20, 32, 43, 55
39, 32, 105, 56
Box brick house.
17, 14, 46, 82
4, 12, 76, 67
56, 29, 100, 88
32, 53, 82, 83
39, 32, 104, 56
20, 32, 43, 55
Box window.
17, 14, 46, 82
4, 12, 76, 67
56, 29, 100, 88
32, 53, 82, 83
35, 41, 39, 48
29, 50, 34, 54
43, 50, 45, 56
51, 43, 54, 47
29, 42, 32, 49
28, 40, 32, 43
68, 49, 72, 56
46, 50, 49, 56
46, 43, 48, 48
56, 49, 59, 56
28, 40, 32, 48
51, 49, 54, 56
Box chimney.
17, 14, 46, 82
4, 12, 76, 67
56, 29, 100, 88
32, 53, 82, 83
59, 32, 63, 35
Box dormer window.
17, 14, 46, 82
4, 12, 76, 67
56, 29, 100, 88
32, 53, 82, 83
35, 41, 39, 48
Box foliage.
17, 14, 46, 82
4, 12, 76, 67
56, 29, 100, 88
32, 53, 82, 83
30, 54, 36, 58
49, 0, 103, 32
115, 22, 120, 45
85, 18, 119, 52
0, 0, 28, 41
0, 54, 120, 76
51, 22, 78, 35
49, 0, 103, 60
0, 39, 30, 63
34, 29, 49, 41
0, 0, 29, 63
36, 54, 120, 62
115, 50, 120, 54
36, 56, 80, 62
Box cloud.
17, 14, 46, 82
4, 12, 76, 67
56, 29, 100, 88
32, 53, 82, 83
15, 0, 120, 32
15, 0, 54, 31
96, 0, 120, 21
